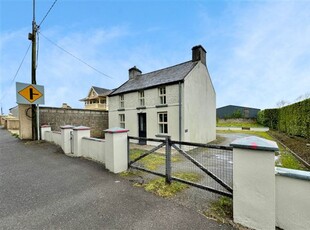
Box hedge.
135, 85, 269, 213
278, 99, 310, 138
257, 109, 279, 130
257, 99, 309, 139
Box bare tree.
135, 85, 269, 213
294, 92, 310, 102
276, 100, 289, 108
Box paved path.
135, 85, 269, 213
0, 127, 232, 229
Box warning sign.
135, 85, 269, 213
16, 82, 45, 105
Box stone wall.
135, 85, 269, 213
39, 107, 108, 138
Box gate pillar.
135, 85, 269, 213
60, 125, 74, 154
72, 126, 91, 157
230, 136, 278, 230
104, 127, 129, 173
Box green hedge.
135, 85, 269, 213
278, 99, 310, 138
257, 99, 309, 139
257, 109, 279, 130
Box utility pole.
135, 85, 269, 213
28, 0, 37, 140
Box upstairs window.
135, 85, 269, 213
139, 91, 145, 106
100, 98, 106, 104
159, 86, 166, 105
119, 114, 125, 128
158, 112, 168, 134
119, 95, 124, 108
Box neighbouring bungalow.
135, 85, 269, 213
108, 45, 216, 144
80, 86, 111, 111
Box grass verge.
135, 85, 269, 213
204, 197, 233, 223
217, 121, 263, 128
143, 172, 202, 197
129, 149, 181, 170
277, 152, 305, 170
217, 130, 305, 170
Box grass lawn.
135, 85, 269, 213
129, 148, 181, 170
217, 120, 264, 128
217, 130, 305, 170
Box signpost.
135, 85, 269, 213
16, 82, 45, 140
16, 82, 44, 105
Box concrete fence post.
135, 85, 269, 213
40, 125, 51, 140
230, 136, 279, 230
104, 127, 129, 173
60, 125, 74, 154
72, 126, 90, 157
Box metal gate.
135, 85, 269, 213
128, 136, 233, 197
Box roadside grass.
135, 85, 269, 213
277, 152, 305, 170
204, 197, 233, 223
217, 130, 305, 170
11, 133, 19, 138
143, 172, 202, 197
217, 121, 263, 128
129, 148, 181, 171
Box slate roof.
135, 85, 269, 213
110, 61, 198, 96
79, 86, 111, 101
92, 86, 111, 96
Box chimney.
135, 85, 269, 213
192, 45, 206, 66
129, 66, 142, 79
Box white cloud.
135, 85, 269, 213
203, 1, 310, 109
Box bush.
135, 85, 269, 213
258, 99, 309, 138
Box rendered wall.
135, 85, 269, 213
183, 61, 216, 143
44, 131, 62, 146
18, 104, 32, 139
109, 84, 180, 141
275, 171, 310, 230
81, 138, 105, 164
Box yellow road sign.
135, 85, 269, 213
18, 85, 43, 103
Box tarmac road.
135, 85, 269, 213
0, 127, 232, 230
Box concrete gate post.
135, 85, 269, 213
60, 125, 74, 154
72, 126, 91, 157
104, 127, 129, 173
230, 136, 278, 230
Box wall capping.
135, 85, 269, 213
230, 136, 278, 151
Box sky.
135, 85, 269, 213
1, 0, 310, 114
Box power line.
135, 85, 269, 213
0, 43, 32, 102
39, 32, 114, 79
38, 0, 58, 27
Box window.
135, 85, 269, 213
158, 112, 168, 134
159, 86, 166, 105
139, 91, 145, 106
119, 95, 124, 108
119, 114, 125, 128
100, 98, 106, 104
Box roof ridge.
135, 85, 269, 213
140, 60, 194, 76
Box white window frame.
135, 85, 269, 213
158, 112, 168, 134
119, 95, 124, 108
159, 86, 166, 105
139, 91, 145, 106
119, 114, 125, 128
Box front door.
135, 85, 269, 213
138, 113, 147, 145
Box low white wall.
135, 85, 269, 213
53, 132, 62, 146
275, 167, 310, 230
45, 131, 61, 146
81, 137, 105, 164
42, 126, 128, 174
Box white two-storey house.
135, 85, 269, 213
108, 45, 216, 144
